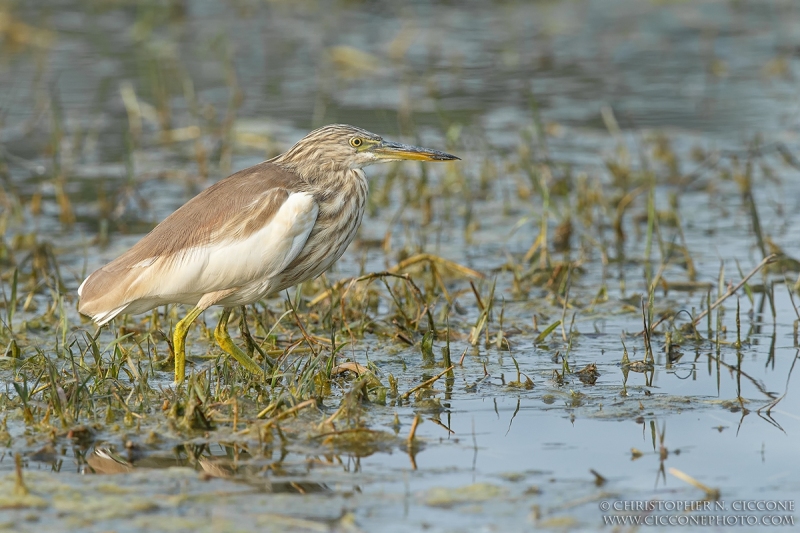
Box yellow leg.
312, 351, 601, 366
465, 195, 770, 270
173, 306, 204, 384
214, 308, 265, 376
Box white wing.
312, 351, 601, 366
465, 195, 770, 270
122, 192, 319, 312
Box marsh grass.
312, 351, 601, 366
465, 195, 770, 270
2, 110, 795, 477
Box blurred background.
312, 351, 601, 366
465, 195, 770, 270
3, 0, 799, 277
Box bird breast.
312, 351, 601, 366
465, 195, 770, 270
269, 169, 368, 292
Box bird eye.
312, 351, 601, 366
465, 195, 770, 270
350, 137, 363, 148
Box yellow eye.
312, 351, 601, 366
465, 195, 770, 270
350, 137, 363, 148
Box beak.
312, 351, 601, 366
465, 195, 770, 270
372, 140, 460, 162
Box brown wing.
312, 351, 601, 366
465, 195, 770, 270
78, 162, 305, 321
108, 162, 305, 269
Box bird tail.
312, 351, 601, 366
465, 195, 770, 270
77, 269, 133, 325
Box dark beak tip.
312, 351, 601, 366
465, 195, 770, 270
435, 152, 460, 161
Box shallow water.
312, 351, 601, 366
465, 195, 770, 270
2, 0, 800, 531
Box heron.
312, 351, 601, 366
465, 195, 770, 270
77, 124, 459, 383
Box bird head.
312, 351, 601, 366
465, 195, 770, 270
274, 124, 459, 177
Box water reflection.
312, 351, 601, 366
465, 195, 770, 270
83, 443, 333, 495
